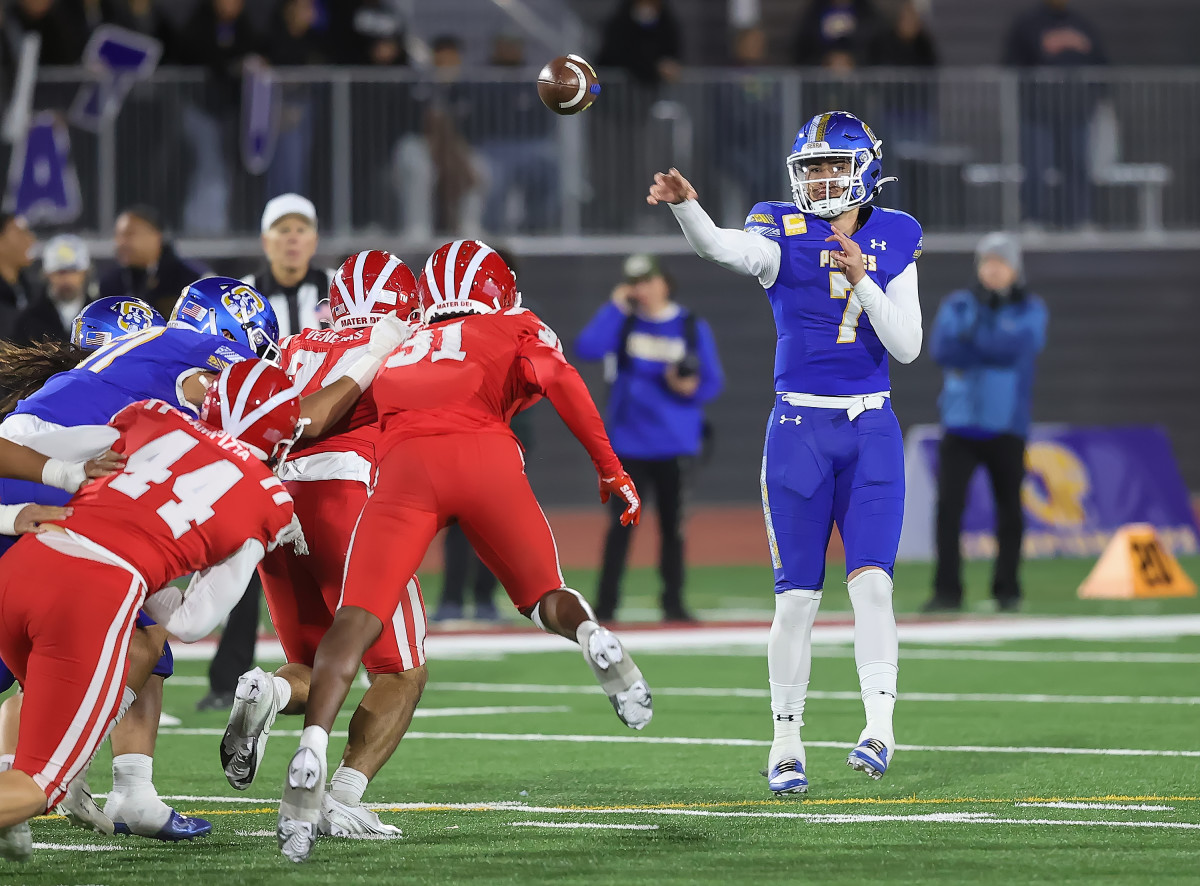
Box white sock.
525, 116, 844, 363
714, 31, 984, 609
110, 753, 171, 829
272, 676, 292, 710
848, 570, 898, 747
0, 754, 13, 772
116, 687, 137, 723
300, 725, 329, 761
767, 588, 822, 767
328, 766, 369, 806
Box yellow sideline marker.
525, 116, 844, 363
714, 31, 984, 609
1078, 524, 1197, 599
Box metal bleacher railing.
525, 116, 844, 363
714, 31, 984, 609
29, 65, 1200, 256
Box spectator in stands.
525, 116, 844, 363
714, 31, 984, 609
866, 0, 938, 212
10, 0, 89, 66
476, 33, 559, 233
792, 0, 876, 67
574, 254, 724, 623
98, 205, 209, 318
173, 0, 261, 234
867, 0, 936, 68
926, 233, 1048, 614
13, 234, 94, 344
330, 0, 408, 66
99, 0, 175, 46
711, 26, 784, 222
0, 213, 36, 341
263, 0, 330, 198
392, 35, 486, 239
1004, 0, 1107, 228
597, 0, 683, 86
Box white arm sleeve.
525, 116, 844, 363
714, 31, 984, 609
0, 416, 118, 461
142, 539, 265, 643
668, 200, 781, 289
852, 262, 923, 364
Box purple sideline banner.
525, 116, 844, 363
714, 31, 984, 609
898, 425, 1199, 560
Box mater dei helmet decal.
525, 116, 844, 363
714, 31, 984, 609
1021, 441, 1090, 528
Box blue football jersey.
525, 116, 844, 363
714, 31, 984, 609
11, 326, 255, 427
744, 202, 923, 396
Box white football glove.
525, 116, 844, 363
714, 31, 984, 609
345, 315, 415, 389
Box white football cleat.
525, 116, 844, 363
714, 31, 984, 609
58, 777, 115, 835
579, 623, 653, 730
0, 821, 31, 862
846, 738, 891, 780
319, 794, 403, 838
278, 746, 325, 863
222, 667, 282, 790
766, 757, 809, 795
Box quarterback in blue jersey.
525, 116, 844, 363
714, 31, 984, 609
651, 111, 923, 792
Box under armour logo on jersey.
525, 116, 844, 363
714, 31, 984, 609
870, 239, 887, 250
779, 415, 802, 425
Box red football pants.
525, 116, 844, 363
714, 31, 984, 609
342, 433, 566, 669
259, 478, 417, 675
0, 537, 142, 808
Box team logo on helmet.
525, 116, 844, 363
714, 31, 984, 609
116, 301, 154, 333
221, 285, 267, 323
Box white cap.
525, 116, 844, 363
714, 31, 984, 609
42, 234, 90, 273
261, 193, 317, 234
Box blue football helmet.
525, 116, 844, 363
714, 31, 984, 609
71, 296, 166, 351
787, 111, 895, 219
169, 276, 281, 363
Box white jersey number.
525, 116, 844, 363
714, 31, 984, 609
385, 321, 468, 368
829, 272, 864, 344
110, 429, 242, 538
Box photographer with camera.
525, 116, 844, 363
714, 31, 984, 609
575, 253, 724, 622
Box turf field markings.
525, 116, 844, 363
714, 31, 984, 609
1014, 802, 1175, 811
682, 647, 1200, 664
426, 681, 1200, 706
156, 727, 1200, 758
509, 822, 659, 830
31, 842, 123, 851
236, 829, 276, 837
170, 615, 1200, 662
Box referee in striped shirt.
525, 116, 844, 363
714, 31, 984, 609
197, 192, 334, 711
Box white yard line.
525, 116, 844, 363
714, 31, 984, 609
1014, 802, 1176, 811
156, 726, 1200, 758
509, 821, 659, 830
31, 841, 123, 851
426, 681, 1200, 706
168, 614, 1200, 661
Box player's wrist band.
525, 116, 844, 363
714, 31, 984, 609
0, 504, 25, 535
345, 354, 384, 390
42, 458, 86, 493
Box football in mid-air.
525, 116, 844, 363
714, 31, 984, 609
537, 54, 601, 116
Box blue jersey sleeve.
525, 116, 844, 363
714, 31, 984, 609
744, 203, 783, 240
179, 332, 256, 372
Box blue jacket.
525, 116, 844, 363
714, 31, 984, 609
930, 287, 1048, 438
574, 303, 724, 460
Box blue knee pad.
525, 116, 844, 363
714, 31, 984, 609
136, 611, 174, 679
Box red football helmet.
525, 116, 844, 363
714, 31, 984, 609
199, 359, 303, 466
329, 250, 420, 329
417, 240, 519, 322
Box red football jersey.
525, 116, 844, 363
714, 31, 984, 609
58, 400, 295, 592
281, 328, 380, 465
373, 310, 621, 474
